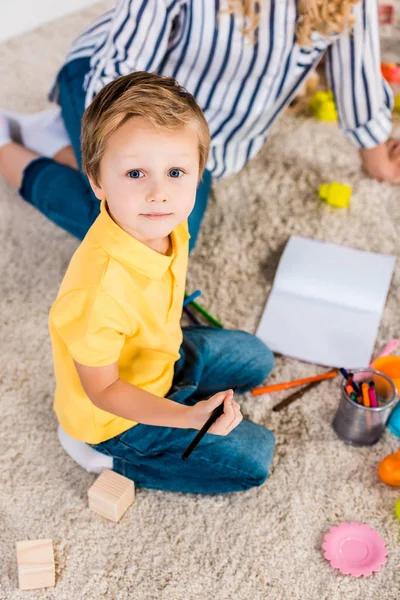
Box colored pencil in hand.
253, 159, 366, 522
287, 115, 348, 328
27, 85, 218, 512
181, 386, 237, 460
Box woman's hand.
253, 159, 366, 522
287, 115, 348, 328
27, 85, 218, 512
188, 389, 243, 436
360, 140, 400, 184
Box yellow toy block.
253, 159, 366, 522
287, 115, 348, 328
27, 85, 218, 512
88, 469, 135, 522
319, 182, 352, 208
394, 93, 400, 113
315, 101, 337, 122
309, 90, 338, 121
16, 539, 55, 590
308, 90, 329, 111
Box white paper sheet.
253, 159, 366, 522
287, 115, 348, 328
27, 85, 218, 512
256, 236, 396, 368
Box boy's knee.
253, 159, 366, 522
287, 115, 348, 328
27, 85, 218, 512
245, 334, 275, 387
244, 428, 275, 489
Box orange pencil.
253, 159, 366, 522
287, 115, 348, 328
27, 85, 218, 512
361, 383, 370, 407
251, 369, 338, 396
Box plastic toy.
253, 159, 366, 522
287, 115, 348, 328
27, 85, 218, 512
322, 522, 388, 577
378, 449, 400, 486
381, 63, 400, 84
319, 182, 352, 208
372, 353, 400, 438
396, 499, 400, 520
388, 402, 400, 438
372, 356, 400, 392
368, 339, 400, 367
309, 90, 338, 121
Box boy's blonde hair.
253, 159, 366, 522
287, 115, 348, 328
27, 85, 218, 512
81, 71, 210, 186
223, 0, 359, 46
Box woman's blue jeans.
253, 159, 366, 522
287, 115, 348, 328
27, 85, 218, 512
90, 326, 276, 495
18, 58, 211, 251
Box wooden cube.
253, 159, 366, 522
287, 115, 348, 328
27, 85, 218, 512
88, 469, 135, 522
16, 539, 55, 590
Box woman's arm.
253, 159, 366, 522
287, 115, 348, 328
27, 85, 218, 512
85, 0, 184, 107
325, 0, 400, 183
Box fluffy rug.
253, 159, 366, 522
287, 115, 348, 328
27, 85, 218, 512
1, 3, 399, 599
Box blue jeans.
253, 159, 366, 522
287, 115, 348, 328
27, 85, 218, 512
18, 57, 211, 251
90, 326, 275, 495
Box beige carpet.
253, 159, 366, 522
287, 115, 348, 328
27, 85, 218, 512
1, 4, 400, 599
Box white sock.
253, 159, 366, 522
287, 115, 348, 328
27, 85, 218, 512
0, 108, 71, 157
0, 112, 21, 148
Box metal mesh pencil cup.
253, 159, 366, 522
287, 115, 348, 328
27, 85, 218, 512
332, 368, 398, 446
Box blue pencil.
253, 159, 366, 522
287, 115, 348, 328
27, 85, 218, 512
183, 290, 202, 307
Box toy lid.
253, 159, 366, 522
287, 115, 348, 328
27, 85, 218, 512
322, 522, 388, 577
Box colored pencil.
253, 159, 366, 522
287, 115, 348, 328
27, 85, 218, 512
368, 382, 378, 408
251, 369, 338, 396
361, 383, 370, 407
183, 290, 202, 307
349, 392, 359, 404
183, 306, 201, 325
190, 299, 223, 328
181, 386, 237, 460
272, 379, 323, 411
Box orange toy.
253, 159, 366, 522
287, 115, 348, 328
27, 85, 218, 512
381, 63, 400, 84
378, 449, 400, 486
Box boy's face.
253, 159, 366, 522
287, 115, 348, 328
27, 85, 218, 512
89, 116, 200, 249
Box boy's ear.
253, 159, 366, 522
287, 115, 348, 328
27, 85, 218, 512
88, 175, 106, 201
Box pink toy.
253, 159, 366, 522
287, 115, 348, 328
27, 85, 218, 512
369, 339, 400, 366
353, 338, 400, 383
322, 522, 388, 577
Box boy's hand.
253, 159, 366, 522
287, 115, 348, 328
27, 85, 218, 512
188, 389, 243, 436
360, 140, 400, 184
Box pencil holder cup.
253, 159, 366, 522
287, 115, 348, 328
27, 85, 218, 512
332, 368, 398, 446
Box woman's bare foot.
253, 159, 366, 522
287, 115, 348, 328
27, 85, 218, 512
0, 109, 78, 189
0, 142, 78, 189
53, 145, 79, 169
0, 142, 40, 188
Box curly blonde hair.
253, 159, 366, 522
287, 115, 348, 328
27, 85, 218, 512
223, 0, 359, 46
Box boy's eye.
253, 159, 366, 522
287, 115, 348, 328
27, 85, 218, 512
169, 168, 184, 178
126, 169, 184, 179
127, 170, 143, 179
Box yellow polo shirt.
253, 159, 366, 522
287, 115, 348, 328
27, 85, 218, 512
49, 200, 189, 444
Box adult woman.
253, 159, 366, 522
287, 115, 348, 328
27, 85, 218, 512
0, 0, 398, 250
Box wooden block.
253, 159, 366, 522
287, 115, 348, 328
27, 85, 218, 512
16, 539, 55, 590
88, 469, 135, 522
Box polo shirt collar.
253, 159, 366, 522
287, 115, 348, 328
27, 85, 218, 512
91, 200, 190, 280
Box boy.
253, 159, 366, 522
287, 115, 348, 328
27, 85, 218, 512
49, 71, 275, 494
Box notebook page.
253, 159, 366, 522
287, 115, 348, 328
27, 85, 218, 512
273, 237, 395, 314
256, 237, 395, 367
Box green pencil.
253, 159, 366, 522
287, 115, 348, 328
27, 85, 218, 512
184, 294, 223, 328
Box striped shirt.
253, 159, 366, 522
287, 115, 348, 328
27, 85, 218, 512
50, 0, 393, 180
